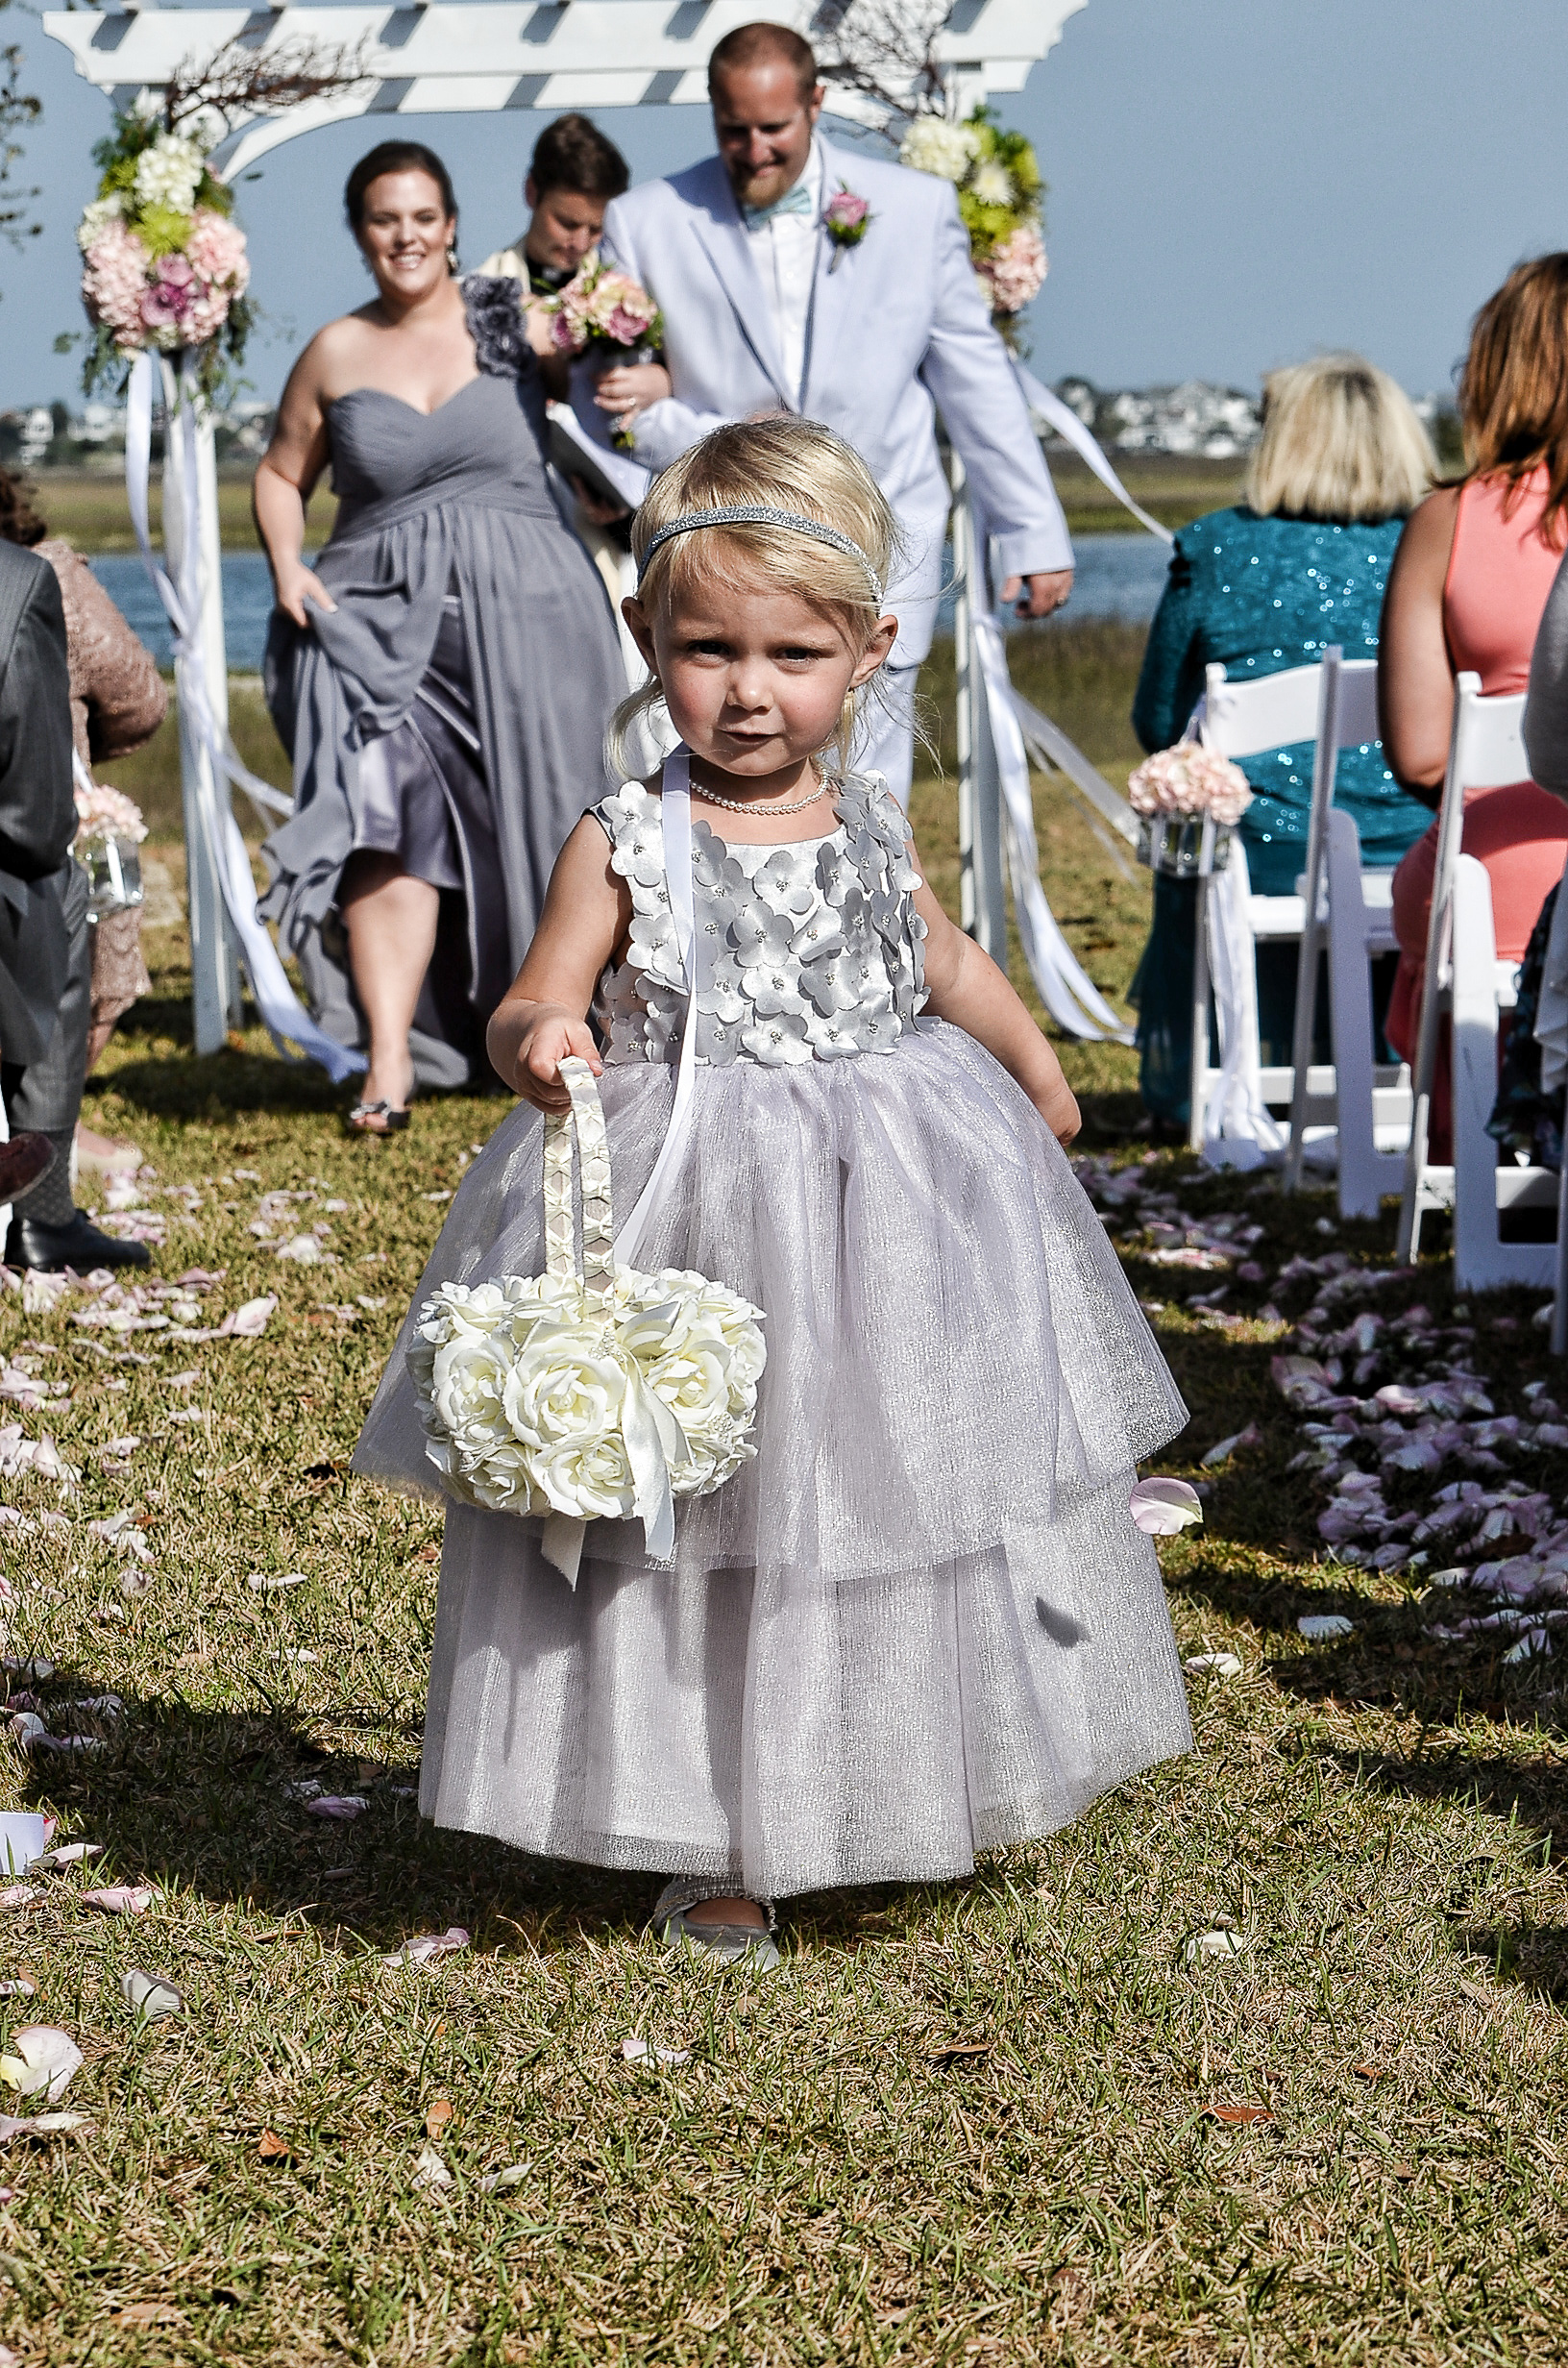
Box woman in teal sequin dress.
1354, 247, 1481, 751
1128, 357, 1437, 1126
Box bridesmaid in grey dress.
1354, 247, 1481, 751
255, 140, 624, 1129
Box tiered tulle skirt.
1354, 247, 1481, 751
354, 1024, 1193, 1897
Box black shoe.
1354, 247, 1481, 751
11, 1210, 152, 1272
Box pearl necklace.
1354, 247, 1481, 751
692, 779, 832, 818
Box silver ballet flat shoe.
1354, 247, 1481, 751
650, 1877, 781, 1971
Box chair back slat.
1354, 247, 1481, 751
1199, 660, 1323, 759
1452, 682, 1528, 790
1332, 661, 1380, 750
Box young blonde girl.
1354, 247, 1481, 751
355, 418, 1191, 1966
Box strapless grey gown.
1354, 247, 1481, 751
261, 281, 624, 1090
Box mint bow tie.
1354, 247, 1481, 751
742, 183, 815, 228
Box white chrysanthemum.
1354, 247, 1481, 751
75, 194, 123, 255
898, 116, 977, 184
133, 133, 205, 215
969, 160, 1015, 209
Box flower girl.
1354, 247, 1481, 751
355, 417, 1192, 1967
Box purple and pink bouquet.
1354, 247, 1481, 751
548, 253, 663, 450
974, 222, 1047, 317
77, 112, 252, 397
549, 255, 663, 360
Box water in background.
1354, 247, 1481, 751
93, 532, 1174, 676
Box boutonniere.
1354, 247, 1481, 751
822, 186, 871, 272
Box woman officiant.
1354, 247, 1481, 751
257, 140, 623, 1132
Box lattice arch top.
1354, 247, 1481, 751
43, 2, 1084, 173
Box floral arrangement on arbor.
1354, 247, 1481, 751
898, 106, 1046, 339
77, 104, 250, 397
1127, 746, 1254, 826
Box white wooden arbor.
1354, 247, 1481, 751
43, 0, 1088, 1053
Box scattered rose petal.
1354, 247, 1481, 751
621, 2035, 691, 2066
0, 1887, 37, 1911
382, 1926, 469, 1969
479, 2162, 530, 2193
276, 1236, 324, 1265
221, 1295, 277, 1339
1201, 1425, 1261, 1468
1207, 2103, 1273, 2125
412, 2142, 453, 2190
424, 2097, 453, 2139
248, 1572, 307, 1593
1297, 1615, 1354, 1640
257, 2129, 292, 2162
0, 2026, 82, 2100
0, 1983, 35, 1999
80, 1886, 154, 1916
3, 1658, 53, 1685
0, 2110, 86, 2142
1130, 1477, 1205, 1535
1184, 1929, 1251, 1965
121, 1968, 181, 2021
304, 1796, 368, 1821
1185, 1651, 1242, 1677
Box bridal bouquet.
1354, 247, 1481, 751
72, 781, 148, 850
78, 106, 251, 397
899, 106, 1046, 342
548, 254, 664, 450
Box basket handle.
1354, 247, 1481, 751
543, 1055, 616, 1299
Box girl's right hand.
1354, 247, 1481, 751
513, 1012, 603, 1111
275, 563, 337, 629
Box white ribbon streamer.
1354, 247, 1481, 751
970, 612, 1132, 1044
1200, 837, 1287, 1171
125, 354, 363, 1084
613, 748, 700, 1268
538, 1050, 682, 1582
1014, 366, 1175, 545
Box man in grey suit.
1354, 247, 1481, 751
574, 18, 1072, 802
0, 540, 148, 1270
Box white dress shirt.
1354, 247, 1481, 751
744, 140, 825, 407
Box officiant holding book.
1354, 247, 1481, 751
571, 18, 1073, 803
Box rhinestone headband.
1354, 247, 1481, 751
636, 506, 884, 599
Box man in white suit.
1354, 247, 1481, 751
572, 19, 1073, 802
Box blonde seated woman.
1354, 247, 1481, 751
1129, 354, 1436, 1128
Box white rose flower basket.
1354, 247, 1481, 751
408, 1055, 766, 1586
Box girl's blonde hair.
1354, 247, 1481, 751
612, 416, 902, 777
1242, 353, 1433, 523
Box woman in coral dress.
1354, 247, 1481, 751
1380, 256, 1568, 1154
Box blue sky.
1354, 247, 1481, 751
0, 0, 1564, 408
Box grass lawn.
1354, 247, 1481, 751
2, 633, 1564, 2364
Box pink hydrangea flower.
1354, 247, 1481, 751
185, 206, 250, 296
81, 218, 151, 348
976, 222, 1047, 316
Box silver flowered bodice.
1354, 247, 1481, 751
591, 776, 929, 1068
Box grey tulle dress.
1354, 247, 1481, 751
260, 278, 624, 1090
354, 773, 1193, 1900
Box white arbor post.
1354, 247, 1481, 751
950, 455, 1007, 960
160, 363, 242, 1051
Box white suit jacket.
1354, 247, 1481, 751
571, 140, 1072, 662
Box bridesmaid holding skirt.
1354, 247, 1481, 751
256, 139, 624, 1128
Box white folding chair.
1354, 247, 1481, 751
1280, 646, 1410, 1214
1188, 659, 1321, 1149
1396, 675, 1553, 1286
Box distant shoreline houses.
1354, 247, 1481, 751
2, 380, 1454, 472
